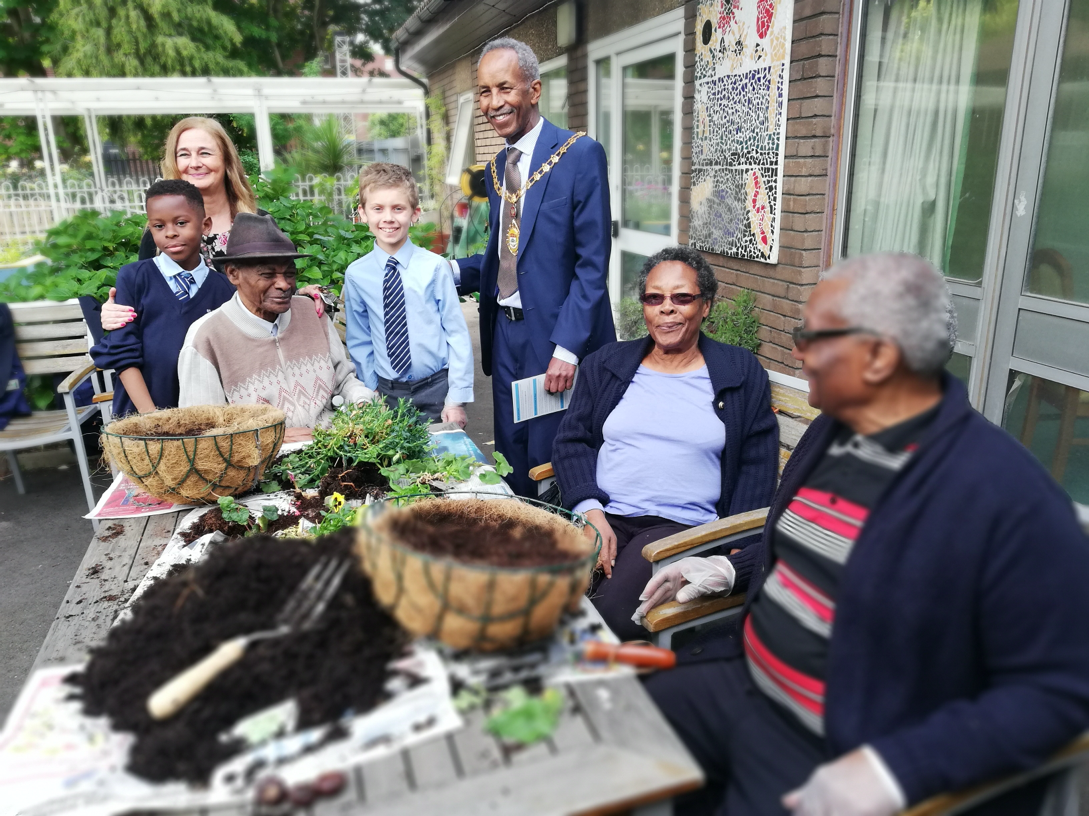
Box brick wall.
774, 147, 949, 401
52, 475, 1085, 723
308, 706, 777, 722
680, 0, 842, 375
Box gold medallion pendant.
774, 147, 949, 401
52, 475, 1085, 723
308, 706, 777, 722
506, 219, 520, 255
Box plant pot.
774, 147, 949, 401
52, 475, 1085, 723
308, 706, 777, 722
101, 405, 285, 504
356, 493, 600, 652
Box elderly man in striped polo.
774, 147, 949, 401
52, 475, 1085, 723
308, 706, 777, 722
638, 253, 1089, 816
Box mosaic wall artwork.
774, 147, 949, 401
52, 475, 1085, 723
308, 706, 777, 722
692, 0, 794, 263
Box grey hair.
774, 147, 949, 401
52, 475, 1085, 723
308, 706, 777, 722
820, 253, 957, 377
639, 246, 718, 303
480, 37, 541, 83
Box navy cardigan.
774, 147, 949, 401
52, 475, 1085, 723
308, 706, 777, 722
552, 334, 780, 587
739, 374, 1089, 806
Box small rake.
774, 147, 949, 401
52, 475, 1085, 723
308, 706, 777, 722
147, 556, 351, 720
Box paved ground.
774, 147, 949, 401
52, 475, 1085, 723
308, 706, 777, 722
0, 301, 493, 725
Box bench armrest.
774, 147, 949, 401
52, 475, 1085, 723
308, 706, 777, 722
642, 508, 769, 563
56, 358, 97, 395
643, 594, 746, 633
903, 732, 1089, 816
529, 463, 554, 481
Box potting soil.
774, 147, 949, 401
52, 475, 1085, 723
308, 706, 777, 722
67, 530, 408, 784
382, 501, 589, 568
318, 464, 388, 501
178, 506, 302, 544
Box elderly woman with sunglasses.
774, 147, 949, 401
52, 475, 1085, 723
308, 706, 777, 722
552, 246, 779, 641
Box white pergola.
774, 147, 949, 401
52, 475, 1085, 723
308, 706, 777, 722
0, 77, 426, 219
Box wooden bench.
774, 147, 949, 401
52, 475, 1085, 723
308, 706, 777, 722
2, 299, 112, 520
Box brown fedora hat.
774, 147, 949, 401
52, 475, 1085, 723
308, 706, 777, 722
214, 213, 311, 264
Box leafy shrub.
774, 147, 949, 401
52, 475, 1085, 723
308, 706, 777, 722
703, 289, 760, 353
617, 297, 649, 340
0, 209, 144, 303
615, 289, 761, 353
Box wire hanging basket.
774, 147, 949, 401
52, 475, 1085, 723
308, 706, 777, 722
101, 405, 286, 504
356, 492, 601, 652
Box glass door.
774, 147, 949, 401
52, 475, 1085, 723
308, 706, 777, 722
589, 17, 683, 333
838, 0, 1022, 391
984, 0, 1089, 504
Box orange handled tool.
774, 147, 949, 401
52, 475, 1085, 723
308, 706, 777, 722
581, 640, 676, 670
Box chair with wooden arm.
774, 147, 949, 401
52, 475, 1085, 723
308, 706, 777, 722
902, 731, 1089, 815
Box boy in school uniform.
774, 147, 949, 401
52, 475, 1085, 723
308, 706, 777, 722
91, 179, 235, 417
344, 163, 473, 425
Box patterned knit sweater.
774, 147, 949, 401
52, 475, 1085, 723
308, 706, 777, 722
178, 293, 373, 428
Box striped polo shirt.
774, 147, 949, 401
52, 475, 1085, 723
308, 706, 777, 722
744, 406, 937, 735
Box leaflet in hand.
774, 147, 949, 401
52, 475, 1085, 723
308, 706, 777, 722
511, 372, 577, 423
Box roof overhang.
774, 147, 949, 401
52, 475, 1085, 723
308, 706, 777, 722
393, 0, 551, 75
0, 77, 426, 117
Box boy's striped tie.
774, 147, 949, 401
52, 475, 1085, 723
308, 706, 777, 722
174, 270, 197, 303
382, 257, 412, 376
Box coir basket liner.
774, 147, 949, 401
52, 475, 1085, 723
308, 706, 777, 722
101, 405, 285, 504
356, 494, 600, 651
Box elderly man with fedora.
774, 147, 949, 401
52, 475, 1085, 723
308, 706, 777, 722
637, 253, 1089, 816
179, 213, 373, 441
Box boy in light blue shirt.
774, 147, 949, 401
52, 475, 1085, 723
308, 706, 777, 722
344, 163, 473, 425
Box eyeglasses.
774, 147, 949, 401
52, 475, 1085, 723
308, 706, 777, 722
639, 292, 703, 307
791, 326, 875, 349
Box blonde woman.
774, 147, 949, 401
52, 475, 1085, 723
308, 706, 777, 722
100, 117, 322, 331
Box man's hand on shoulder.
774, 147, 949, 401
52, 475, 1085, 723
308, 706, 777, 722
544, 358, 576, 393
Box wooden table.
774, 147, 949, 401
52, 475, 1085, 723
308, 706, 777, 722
29, 511, 704, 816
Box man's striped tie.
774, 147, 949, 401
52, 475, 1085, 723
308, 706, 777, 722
382, 256, 412, 377
174, 270, 197, 303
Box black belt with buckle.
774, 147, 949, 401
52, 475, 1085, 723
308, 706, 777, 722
500, 305, 524, 321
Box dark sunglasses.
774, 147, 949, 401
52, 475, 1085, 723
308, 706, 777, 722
640, 292, 703, 306
791, 326, 874, 348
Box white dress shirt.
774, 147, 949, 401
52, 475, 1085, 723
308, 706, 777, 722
154, 252, 210, 298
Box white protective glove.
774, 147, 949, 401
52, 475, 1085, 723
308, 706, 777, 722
782, 747, 906, 816
631, 555, 736, 624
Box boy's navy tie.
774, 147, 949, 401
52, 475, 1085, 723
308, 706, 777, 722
382, 257, 412, 376
174, 270, 197, 303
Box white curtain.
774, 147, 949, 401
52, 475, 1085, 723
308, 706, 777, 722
847, 0, 983, 267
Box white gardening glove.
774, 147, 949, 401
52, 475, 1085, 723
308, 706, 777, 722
782, 747, 906, 816
631, 555, 736, 624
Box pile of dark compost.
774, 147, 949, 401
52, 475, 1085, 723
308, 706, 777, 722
67, 530, 408, 784
383, 501, 586, 569
318, 464, 388, 502
178, 506, 300, 545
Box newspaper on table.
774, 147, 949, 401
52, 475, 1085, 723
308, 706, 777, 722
84, 473, 196, 520
511, 371, 577, 423
0, 649, 460, 816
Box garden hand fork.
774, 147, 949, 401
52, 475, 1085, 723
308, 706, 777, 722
147, 556, 351, 720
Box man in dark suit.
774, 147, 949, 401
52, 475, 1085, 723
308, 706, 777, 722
453, 37, 615, 497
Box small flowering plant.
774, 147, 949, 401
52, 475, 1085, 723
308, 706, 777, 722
314, 492, 357, 536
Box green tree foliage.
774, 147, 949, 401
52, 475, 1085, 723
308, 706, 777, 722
0, 0, 57, 77
53, 0, 248, 77
368, 112, 414, 140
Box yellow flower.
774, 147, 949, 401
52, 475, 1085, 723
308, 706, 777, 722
329, 492, 345, 512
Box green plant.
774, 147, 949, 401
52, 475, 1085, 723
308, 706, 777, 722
616, 298, 649, 340
0, 209, 144, 303
424, 95, 448, 205
217, 496, 280, 534
368, 112, 414, 140
265, 399, 432, 490
313, 491, 356, 535
703, 289, 760, 353
238, 149, 260, 176
485, 686, 565, 745
292, 115, 356, 177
